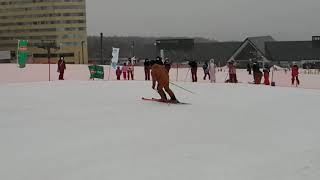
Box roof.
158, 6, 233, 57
265, 41, 320, 61
193, 42, 242, 62
247, 36, 275, 55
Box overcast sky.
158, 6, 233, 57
86, 0, 319, 41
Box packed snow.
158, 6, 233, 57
1, 79, 320, 180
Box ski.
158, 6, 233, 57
141, 97, 190, 105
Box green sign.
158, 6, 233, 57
17, 40, 28, 68
88, 65, 104, 79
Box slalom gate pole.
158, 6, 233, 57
169, 81, 196, 94
224, 72, 229, 82
184, 68, 190, 82
108, 65, 111, 80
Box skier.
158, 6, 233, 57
122, 63, 128, 80
151, 60, 178, 102
116, 66, 122, 80
188, 60, 198, 82
57, 56, 66, 80
291, 63, 300, 86
263, 65, 270, 85
202, 61, 210, 80
144, 58, 151, 80
209, 59, 216, 83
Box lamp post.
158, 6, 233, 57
81, 40, 85, 64
100, 32, 103, 64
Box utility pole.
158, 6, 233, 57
37, 40, 59, 81
100, 32, 103, 64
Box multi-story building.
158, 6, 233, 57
0, 0, 88, 64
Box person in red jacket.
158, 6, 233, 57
57, 56, 66, 80
263, 65, 270, 85
226, 60, 237, 83
291, 64, 300, 86
116, 66, 122, 80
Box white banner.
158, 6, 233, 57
111, 47, 120, 63
111, 47, 120, 70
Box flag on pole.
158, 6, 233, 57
88, 65, 104, 79
17, 40, 28, 68
111, 47, 120, 69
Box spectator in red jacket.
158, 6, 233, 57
57, 56, 66, 80
263, 65, 270, 85
122, 63, 128, 80
127, 60, 134, 80
226, 60, 237, 83
291, 64, 300, 86
116, 66, 122, 80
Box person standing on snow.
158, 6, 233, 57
209, 59, 216, 83
252, 62, 262, 84
122, 63, 128, 80
57, 56, 66, 80
227, 60, 237, 83
263, 65, 270, 85
116, 66, 122, 80
151, 60, 178, 102
247, 62, 252, 75
164, 58, 171, 73
202, 61, 210, 80
127, 59, 134, 80
144, 58, 151, 80
188, 60, 198, 82
291, 63, 300, 86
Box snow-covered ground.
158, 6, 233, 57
1, 80, 320, 180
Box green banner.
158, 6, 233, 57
88, 65, 104, 79
17, 40, 28, 68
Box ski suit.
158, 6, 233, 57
151, 64, 177, 101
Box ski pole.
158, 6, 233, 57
169, 82, 196, 94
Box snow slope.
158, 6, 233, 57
0, 81, 320, 180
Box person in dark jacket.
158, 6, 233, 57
164, 58, 171, 73
188, 60, 198, 82
252, 62, 262, 84
202, 61, 210, 80
144, 58, 151, 80
57, 56, 66, 80
247, 63, 252, 75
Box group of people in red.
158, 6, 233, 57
246, 61, 300, 86
115, 58, 135, 80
